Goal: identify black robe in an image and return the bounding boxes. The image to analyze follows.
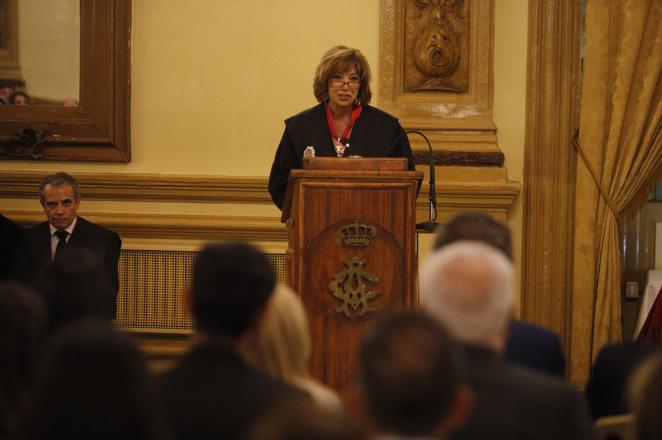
[268,103,415,209]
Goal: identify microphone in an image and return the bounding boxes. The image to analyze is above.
[400,129,439,232]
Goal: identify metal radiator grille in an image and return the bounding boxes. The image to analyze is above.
[115,249,287,333]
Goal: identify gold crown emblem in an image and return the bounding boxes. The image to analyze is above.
[337,222,376,247]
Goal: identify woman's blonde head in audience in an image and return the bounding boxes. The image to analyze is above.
[250,284,310,381]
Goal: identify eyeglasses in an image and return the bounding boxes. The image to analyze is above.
[329,79,361,89]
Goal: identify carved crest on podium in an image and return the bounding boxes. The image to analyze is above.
[329,256,380,318]
[304,219,402,321]
[337,221,377,247]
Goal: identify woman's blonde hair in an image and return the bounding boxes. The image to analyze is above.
[251,284,311,381]
[313,45,372,105]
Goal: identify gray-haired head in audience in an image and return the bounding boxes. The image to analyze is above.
[419,241,515,352]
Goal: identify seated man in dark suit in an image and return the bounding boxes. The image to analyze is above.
[432,211,566,377]
[11,172,121,317]
[158,242,309,440]
[420,242,592,440]
[358,310,471,439]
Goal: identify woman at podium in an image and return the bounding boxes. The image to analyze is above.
[268,45,415,209]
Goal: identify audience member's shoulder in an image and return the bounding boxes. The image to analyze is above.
[596,341,662,359]
[505,320,566,377]
[510,320,560,342]
[160,340,309,400]
[291,376,338,410]
[0,215,26,247]
[509,360,572,388]
[26,220,49,232]
[467,344,568,390]
[0,214,24,233]
[232,348,311,402]
[76,216,119,238]
[474,348,575,396]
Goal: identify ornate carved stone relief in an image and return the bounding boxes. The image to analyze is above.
[380,0,498,162]
[404,0,469,93]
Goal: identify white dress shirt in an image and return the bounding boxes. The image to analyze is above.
[49,216,77,259]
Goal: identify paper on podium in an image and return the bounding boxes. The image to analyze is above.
[634,270,662,339]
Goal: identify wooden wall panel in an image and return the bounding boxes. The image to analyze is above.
[522,0,581,379]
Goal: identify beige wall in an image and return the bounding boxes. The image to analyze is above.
[494,0,528,302]
[1,0,527,287]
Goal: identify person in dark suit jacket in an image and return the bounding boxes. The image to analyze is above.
[11,172,121,317]
[432,211,568,377]
[420,242,592,440]
[0,214,25,279]
[158,243,309,440]
[586,341,662,420]
[506,319,566,378]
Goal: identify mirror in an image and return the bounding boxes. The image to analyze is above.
[0,0,130,162]
[0,0,80,105]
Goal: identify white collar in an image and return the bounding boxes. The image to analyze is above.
[49,216,78,236]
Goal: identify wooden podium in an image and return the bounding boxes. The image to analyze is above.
[281,157,423,390]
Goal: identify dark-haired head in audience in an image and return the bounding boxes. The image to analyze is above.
[0,86,15,105]
[9,91,30,105]
[0,281,47,440]
[359,310,470,439]
[191,242,275,340]
[21,320,167,440]
[37,248,114,334]
[432,211,512,259]
[159,242,309,440]
[248,399,368,440]
[628,354,662,440]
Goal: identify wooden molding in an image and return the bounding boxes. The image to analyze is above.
[522,0,580,372]
[0,171,271,204]
[1,170,519,246]
[4,209,286,242]
[0,170,519,210]
[412,150,504,166]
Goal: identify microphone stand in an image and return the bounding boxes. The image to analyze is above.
[404,130,439,232]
